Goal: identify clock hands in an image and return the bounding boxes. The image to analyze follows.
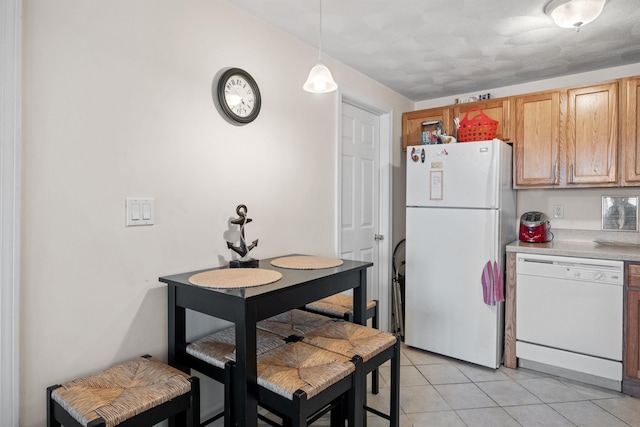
[227,85,253,113]
[217,68,260,123]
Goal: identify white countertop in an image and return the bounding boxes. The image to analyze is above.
[507,239,640,262]
[506,229,640,262]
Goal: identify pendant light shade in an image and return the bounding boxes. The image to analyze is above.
[303,63,338,93]
[545,0,607,31]
[303,0,337,93]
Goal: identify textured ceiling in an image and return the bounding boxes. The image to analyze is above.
[226,0,640,101]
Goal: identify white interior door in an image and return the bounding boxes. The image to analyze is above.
[340,102,381,306]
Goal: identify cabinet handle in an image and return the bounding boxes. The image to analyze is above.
[553,162,557,184]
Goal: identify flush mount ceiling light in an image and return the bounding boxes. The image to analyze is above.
[303,0,337,93]
[545,0,608,31]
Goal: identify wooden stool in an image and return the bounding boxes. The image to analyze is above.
[304,294,380,393]
[47,355,199,427]
[256,308,333,338]
[301,320,400,427]
[256,341,357,427]
[186,327,286,427]
[305,294,378,325]
[187,321,358,427]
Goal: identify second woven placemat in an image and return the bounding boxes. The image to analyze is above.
[270,256,344,270]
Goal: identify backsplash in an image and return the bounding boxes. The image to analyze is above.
[551,228,640,245]
[517,187,640,232]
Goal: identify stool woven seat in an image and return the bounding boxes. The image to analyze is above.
[187,326,285,368]
[303,321,401,427]
[186,329,357,427]
[305,294,376,318]
[257,309,333,338]
[257,341,355,400]
[47,355,198,427]
[304,294,381,394]
[302,320,396,362]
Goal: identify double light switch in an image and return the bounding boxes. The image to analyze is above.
[126,198,154,226]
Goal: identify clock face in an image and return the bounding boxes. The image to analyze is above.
[216,68,261,124]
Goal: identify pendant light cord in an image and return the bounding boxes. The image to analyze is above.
[318,0,323,62]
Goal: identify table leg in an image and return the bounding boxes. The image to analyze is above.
[233,307,258,427]
[352,269,367,326]
[168,284,188,373]
[352,268,368,427]
[168,284,188,427]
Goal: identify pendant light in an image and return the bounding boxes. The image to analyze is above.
[303,0,337,93]
[545,0,607,32]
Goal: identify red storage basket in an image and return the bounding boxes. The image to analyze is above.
[457,108,498,142]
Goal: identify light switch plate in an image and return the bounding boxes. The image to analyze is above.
[126,198,155,226]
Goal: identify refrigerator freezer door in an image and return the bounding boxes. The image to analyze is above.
[404,206,503,368]
[406,140,502,209]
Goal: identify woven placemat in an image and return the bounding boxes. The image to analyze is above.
[188,268,282,289]
[270,256,344,270]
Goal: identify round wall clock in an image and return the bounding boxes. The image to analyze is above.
[216,68,261,124]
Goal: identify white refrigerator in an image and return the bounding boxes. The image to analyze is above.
[405,139,516,369]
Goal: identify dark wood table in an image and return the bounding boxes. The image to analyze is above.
[160,255,373,427]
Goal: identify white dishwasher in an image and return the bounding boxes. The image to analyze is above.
[516,253,623,391]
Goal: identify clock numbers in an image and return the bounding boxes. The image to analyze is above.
[216,68,261,124]
[224,76,255,117]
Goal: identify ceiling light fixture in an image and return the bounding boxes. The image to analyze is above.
[303,0,337,93]
[545,0,607,32]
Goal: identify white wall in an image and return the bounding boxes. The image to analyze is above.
[20,1,412,425]
[414,63,640,233]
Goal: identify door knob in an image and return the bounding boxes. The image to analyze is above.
[374,234,384,241]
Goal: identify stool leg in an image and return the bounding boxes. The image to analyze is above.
[348,360,364,427]
[187,376,200,427]
[225,363,234,427]
[289,395,304,427]
[390,337,400,427]
[47,385,62,427]
[371,304,380,395]
[329,395,346,427]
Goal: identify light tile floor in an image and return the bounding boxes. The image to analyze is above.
[230,342,640,427]
[362,343,640,427]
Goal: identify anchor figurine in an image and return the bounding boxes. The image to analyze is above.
[226,204,259,268]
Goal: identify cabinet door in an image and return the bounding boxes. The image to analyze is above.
[626,264,640,395]
[402,107,451,151]
[454,98,512,142]
[624,77,640,184]
[627,264,640,380]
[514,91,561,187]
[566,82,618,185]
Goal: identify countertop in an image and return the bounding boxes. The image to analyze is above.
[506,229,640,262]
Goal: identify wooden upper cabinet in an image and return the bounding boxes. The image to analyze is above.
[624,77,640,184]
[514,91,561,187]
[566,82,619,185]
[453,98,512,142]
[402,107,452,151]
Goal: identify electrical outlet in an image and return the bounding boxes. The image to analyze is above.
[553,204,564,219]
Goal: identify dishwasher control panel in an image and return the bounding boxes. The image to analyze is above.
[517,253,623,285]
[564,267,622,284]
